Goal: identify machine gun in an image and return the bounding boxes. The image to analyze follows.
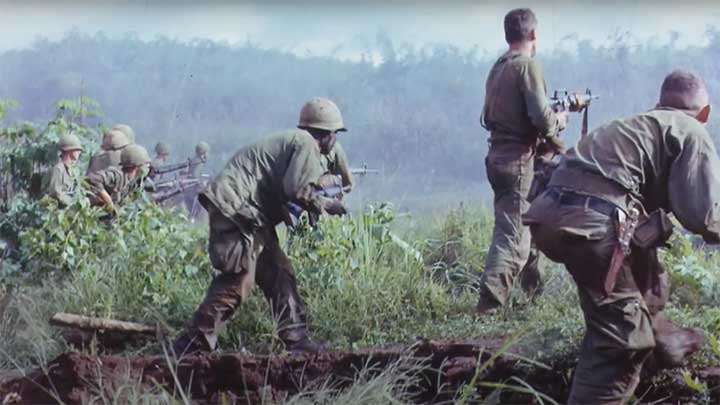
[549,88,599,137]
[152,177,204,204]
[151,156,206,178]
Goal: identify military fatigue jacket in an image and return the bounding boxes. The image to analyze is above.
[200,129,327,229]
[45,160,77,206]
[528,108,720,242]
[86,149,122,175]
[481,50,560,144]
[86,166,141,206]
[323,142,353,189]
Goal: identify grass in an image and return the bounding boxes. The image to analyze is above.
[0,201,719,403]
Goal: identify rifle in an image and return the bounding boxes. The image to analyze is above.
[285,185,350,227]
[549,88,599,137]
[152,178,203,204]
[349,164,379,176]
[151,157,206,177]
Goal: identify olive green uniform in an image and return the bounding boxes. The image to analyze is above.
[178,130,328,350]
[323,142,353,190]
[45,160,77,207]
[524,108,716,404]
[86,166,141,206]
[86,150,122,175]
[479,50,561,306]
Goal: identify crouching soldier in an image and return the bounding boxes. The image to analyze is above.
[45,132,83,207]
[86,144,152,213]
[524,70,716,404]
[173,97,348,355]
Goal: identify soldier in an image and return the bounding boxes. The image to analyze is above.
[45,132,83,207]
[112,123,136,144]
[173,97,348,355]
[86,144,152,212]
[153,142,171,168]
[524,70,714,403]
[187,141,210,178]
[86,129,132,175]
[476,8,568,314]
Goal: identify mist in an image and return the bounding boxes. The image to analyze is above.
[2,1,720,214]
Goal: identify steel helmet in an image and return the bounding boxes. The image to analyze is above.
[107,129,131,150]
[155,142,170,155]
[112,124,136,143]
[196,141,210,156]
[298,97,347,132]
[58,132,83,152]
[120,144,151,167]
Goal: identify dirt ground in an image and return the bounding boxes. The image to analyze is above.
[0,339,718,404]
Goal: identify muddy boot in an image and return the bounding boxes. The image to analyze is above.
[475,293,501,317]
[172,331,214,356]
[281,328,326,354]
[644,315,705,371]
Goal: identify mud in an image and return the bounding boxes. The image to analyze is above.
[0,339,718,404]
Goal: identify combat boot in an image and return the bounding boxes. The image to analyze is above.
[475,293,502,317]
[172,331,214,356]
[280,327,326,354]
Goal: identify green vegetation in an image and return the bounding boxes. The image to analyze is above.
[1,103,720,402]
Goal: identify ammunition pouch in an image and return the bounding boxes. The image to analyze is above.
[632,209,674,249]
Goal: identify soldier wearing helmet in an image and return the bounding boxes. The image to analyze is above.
[173,97,348,355]
[86,144,152,213]
[111,123,136,143]
[185,141,210,178]
[86,129,132,175]
[153,142,171,168]
[44,132,83,207]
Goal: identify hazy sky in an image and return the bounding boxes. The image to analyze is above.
[1,0,718,61]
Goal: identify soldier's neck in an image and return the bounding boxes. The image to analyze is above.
[508,42,533,58]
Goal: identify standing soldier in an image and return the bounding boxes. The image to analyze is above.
[173,97,348,354]
[476,8,568,314]
[187,141,210,178]
[45,132,83,207]
[86,144,152,213]
[153,142,171,168]
[524,70,713,403]
[86,129,132,175]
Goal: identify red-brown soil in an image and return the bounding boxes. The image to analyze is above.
[0,339,717,404]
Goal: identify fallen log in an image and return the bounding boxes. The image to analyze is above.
[49,313,156,335]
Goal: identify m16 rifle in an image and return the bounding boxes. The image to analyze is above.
[349,164,379,176]
[285,185,350,228]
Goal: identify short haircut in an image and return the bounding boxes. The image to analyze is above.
[504,8,537,43]
[659,70,708,111]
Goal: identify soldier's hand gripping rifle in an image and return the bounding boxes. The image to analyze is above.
[284,185,350,228]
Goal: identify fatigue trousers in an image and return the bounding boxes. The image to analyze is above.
[529,194,702,404]
[183,207,308,350]
[479,142,541,306]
